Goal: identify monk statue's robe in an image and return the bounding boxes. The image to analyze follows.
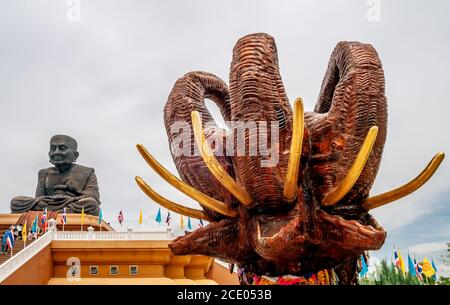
[11,164,101,216]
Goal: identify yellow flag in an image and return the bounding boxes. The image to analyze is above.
[422,257,436,278]
[398,250,406,273]
[139,208,143,225]
[81,207,85,225]
[180,215,184,229]
[22,221,27,242]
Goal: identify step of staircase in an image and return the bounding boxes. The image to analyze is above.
[0,239,35,265]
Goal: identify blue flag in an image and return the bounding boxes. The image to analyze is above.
[31,214,38,233]
[408,254,416,276]
[98,208,103,224]
[155,208,162,223]
[432,259,438,280]
[188,217,192,230]
[359,255,369,277]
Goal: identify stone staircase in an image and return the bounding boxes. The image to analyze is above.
[0,239,35,265]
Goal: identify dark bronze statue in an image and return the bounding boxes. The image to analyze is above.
[135,33,444,284]
[11,135,101,216]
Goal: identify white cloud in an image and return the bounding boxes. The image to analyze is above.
[409,242,448,254]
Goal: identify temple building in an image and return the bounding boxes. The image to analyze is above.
[0,213,238,285]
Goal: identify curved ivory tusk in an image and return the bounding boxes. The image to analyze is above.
[136,144,237,218]
[283,98,305,201]
[135,176,211,221]
[256,221,267,245]
[321,126,379,206]
[362,152,445,210]
[191,111,253,206]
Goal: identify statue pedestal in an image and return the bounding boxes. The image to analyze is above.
[0,212,114,232]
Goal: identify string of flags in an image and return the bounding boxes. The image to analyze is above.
[394,249,438,279]
[358,248,439,282]
[112,207,206,229]
[28,206,206,232]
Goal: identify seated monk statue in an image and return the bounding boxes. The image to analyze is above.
[10,135,101,216]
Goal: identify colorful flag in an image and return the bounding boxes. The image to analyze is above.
[398,250,406,273]
[394,250,400,267]
[31,214,38,233]
[198,219,204,228]
[5,230,14,250]
[61,207,67,225]
[98,208,103,224]
[43,220,48,232]
[180,215,184,229]
[138,208,143,225]
[416,258,423,274]
[81,207,85,225]
[408,254,416,277]
[22,222,27,242]
[118,210,124,225]
[431,259,438,272]
[188,217,192,230]
[41,207,47,225]
[155,208,162,223]
[422,257,436,278]
[414,258,423,281]
[165,210,171,226]
[431,259,438,280]
[394,249,406,273]
[359,255,368,278]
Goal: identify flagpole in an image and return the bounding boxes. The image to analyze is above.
[81,207,84,232]
[23,221,27,248]
[62,208,65,232]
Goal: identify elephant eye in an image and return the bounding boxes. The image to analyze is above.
[275,106,286,129]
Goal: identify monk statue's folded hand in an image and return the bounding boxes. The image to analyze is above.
[51,194,67,200]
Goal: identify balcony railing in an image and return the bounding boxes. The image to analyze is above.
[54,229,174,240]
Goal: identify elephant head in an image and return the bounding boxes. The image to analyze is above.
[135,33,444,283]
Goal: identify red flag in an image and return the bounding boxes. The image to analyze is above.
[118,210,124,225]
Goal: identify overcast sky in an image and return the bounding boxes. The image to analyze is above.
[1,0,449,273]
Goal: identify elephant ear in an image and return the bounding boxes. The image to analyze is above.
[164,71,237,220]
[305,41,387,207]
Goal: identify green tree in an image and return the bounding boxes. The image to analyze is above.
[436,242,450,285]
[360,259,422,285]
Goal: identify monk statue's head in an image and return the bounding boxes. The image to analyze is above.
[48,135,79,166]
